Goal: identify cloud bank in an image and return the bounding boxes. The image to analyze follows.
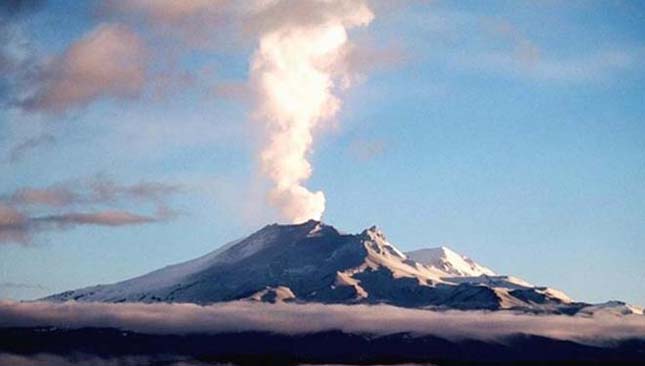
[1,301,644,346]
[0,353,194,366]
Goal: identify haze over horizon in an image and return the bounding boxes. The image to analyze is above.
[1,0,644,308]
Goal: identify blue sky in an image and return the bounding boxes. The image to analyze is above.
[1,1,644,305]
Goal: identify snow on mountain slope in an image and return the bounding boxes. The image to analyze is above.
[576,301,644,317]
[45,237,248,303]
[406,246,495,277]
[444,275,533,289]
[404,247,573,305]
[48,221,456,306]
[353,226,447,283]
[44,220,621,314]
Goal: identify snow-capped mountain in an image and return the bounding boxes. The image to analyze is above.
[406,246,496,277]
[44,220,636,314]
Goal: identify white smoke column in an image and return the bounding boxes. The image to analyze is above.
[250,0,373,223]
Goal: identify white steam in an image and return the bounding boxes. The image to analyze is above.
[250,0,373,223]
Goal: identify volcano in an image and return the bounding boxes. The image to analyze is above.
[45,220,642,315]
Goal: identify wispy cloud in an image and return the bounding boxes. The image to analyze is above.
[34,210,167,227]
[4,177,181,208]
[0,177,181,244]
[6,133,56,163]
[4,185,77,207]
[463,17,639,83]
[412,9,642,84]
[459,46,638,83]
[0,204,172,245]
[0,301,643,345]
[88,178,181,205]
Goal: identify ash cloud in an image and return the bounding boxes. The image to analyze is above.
[0,301,643,346]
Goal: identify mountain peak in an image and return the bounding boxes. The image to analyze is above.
[406,246,496,277]
[265,219,321,230]
[361,224,387,241]
[258,219,333,237]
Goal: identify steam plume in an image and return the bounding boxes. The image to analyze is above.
[250,0,373,223]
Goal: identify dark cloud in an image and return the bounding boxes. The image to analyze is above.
[0,301,643,345]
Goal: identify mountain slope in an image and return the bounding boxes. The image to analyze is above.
[44,220,630,314]
[406,246,495,277]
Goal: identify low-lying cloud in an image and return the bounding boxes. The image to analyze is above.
[0,301,643,346]
[0,353,197,366]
